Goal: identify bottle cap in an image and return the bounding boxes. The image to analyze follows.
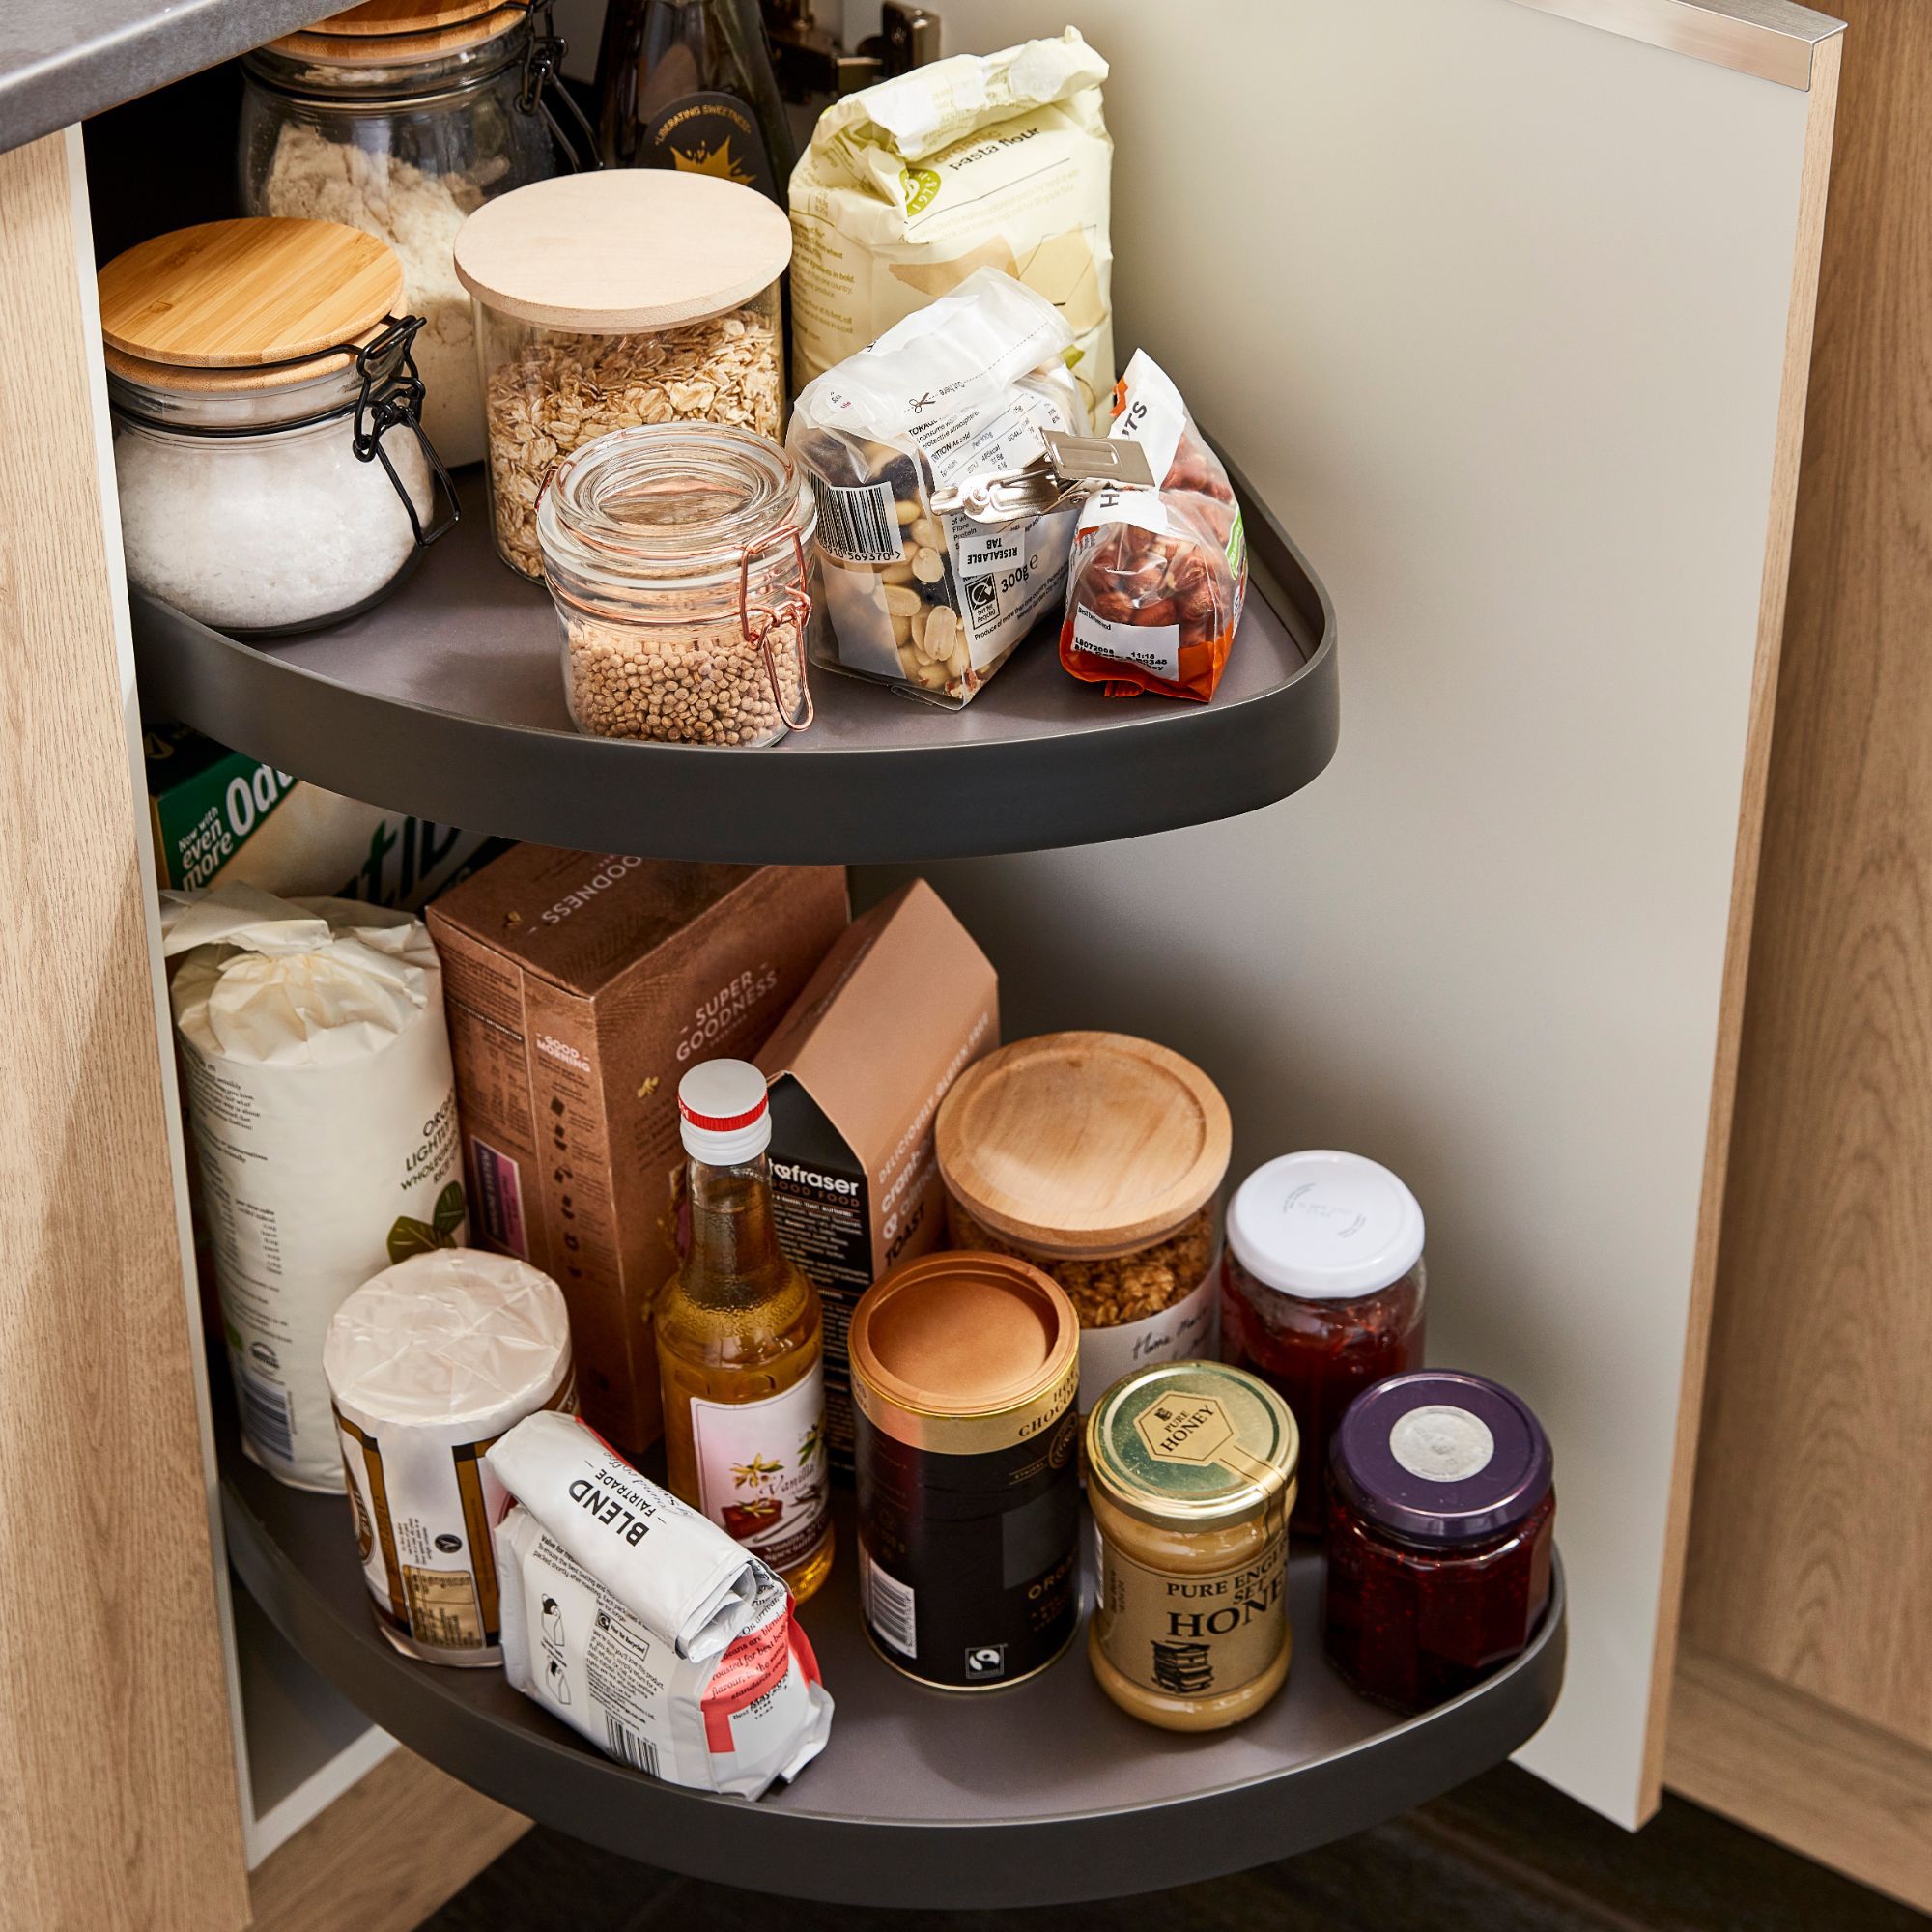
[1226,1151,1424,1300]
[678,1059,771,1165]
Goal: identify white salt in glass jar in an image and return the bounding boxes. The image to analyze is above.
[239,0,589,466]
[537,422,815,748]
[99,216,456,636]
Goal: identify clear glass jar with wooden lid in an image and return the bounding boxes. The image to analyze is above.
[98,217,455,636]
[933,1032,1233,1411]
[240,0,590,467]
[453,169,790,580]
[1086,1360,1298,1731]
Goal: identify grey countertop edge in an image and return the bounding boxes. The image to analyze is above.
[0,0,327,156]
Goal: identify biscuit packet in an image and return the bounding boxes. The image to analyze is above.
[1058,352,1247,703]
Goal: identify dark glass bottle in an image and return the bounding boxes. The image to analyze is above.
[595,0,798,205]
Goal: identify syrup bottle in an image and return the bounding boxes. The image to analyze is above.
[656,1058,833,1603]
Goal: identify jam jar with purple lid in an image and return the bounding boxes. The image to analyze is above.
[1322,1369,1553,1712]
[1221,1151,1427,1533]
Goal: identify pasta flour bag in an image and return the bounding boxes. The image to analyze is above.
[787,28,1114,423]
[488,1411,833,1797]
[164,884,465,1490]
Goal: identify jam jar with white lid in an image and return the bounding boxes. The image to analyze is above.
[1221,1151,1426,1533]
[1322,1370,1554,1712]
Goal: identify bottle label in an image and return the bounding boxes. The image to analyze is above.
[690,1361,831,1574]
[1094,1535,1287,1700]
[643,90,778,200]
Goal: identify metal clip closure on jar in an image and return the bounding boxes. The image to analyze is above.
[1086,1361,1298,1732]
[537,422,815,747]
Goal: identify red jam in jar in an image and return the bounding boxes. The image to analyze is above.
[1221,1151,1427,1532]
[1322,1369,1554,1712]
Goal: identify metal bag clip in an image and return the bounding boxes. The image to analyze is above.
[927,433,1156,526]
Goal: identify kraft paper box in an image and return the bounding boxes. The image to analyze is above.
[427,848,848,1455]
[146,720,494,908]
[756,880,998,1467]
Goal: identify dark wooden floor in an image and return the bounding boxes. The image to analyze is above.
[423,1764,1926,1931]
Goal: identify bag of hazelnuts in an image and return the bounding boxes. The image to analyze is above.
[1059,352,1247,703]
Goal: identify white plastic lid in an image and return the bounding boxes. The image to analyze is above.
[678,1059,771,1165]
[1226,1151,1425,1300]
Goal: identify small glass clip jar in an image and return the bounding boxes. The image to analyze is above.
[1086,1361,1298,1731]
[1222,1151,1427,1533]
[1323,1370,1555,1712]
[933,1033,1232,1412]
[240,1,591,467]
[454,169,789,579]
[99,218,456,637]
[538,423,815,747]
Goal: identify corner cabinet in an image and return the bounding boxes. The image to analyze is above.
[0,0,1876,1927]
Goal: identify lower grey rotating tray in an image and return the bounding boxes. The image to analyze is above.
[222,1426,1564,1908]
[129,451,1338,866]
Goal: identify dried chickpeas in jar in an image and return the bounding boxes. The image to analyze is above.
[537,423,813,749]
[454,170,788,581]
[933,1032,1232,1410]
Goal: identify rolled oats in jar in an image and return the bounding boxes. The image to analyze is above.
[934,1032,1232,1409]
[537,423,814,748]
[453,169,787,580]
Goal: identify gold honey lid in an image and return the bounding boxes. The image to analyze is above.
[267,0,526,63]
[1086,1361,1298,1531]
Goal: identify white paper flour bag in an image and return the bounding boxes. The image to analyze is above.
[788,27,1114,424]
[164,884,465,1490]
[487,1412,834,1798]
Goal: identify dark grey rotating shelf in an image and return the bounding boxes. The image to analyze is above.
[223,1423,1562,1910]
[129,456,1337,865]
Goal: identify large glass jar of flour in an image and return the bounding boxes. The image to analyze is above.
[98,217,455,636]
[239,0,591,466]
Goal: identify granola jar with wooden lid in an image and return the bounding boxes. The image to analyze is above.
[934,1032,1232,1410]
[538,422,814,746]
[453,168,788,579]
[1086,1360,1297,1731]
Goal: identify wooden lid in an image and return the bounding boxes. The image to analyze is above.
[99,220,403,380]
[267,0,525,63]
[453,171,791,331]
[935,1032,1232,1256]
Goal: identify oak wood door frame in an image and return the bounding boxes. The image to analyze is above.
[0,127,249,1932]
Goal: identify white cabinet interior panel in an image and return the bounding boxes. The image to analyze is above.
[867,0,1833,1826]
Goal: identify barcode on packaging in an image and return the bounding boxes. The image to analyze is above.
[604,1714,661,1775]
[863,1551,918,1658]
[239,1370,295,1465]
[815,480,903,565]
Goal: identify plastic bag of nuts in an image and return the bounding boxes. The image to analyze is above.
[1059,351,1247,703]
[788,269,1086,707]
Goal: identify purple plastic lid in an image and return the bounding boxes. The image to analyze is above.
[1330,1370,1552,1548]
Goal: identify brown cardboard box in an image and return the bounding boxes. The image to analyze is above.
[426,849,847,1454]
[756,880,998,1466]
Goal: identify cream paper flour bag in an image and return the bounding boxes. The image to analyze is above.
[164,884,465,1490]
[787,28,1114,423]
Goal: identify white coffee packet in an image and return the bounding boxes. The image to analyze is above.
[484,1409,759,1662]
[495,1506,832,1800]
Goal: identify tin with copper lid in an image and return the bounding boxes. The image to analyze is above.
[849,1252,1081,1690]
